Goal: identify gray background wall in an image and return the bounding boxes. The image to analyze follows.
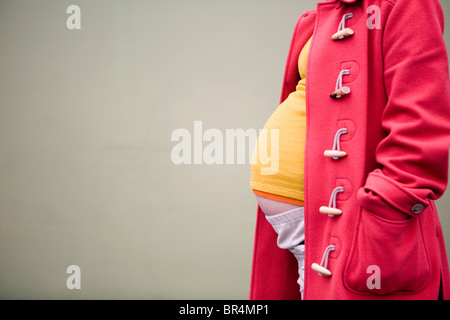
[1,0,449,299]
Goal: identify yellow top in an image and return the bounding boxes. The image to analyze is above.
[250,36,312,205]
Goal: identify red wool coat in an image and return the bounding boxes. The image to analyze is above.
[250,0,450,300]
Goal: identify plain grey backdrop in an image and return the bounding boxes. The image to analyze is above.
[1,0,450,299]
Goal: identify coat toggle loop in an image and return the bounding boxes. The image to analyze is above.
[331,70,351,99]
[311,245,336,277]
[331,12,354,40]
[324,128,348,160]
[319,186,345,216]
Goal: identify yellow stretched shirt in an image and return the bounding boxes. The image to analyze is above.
[250,36,312,206]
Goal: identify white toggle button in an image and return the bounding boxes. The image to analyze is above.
[311,263,332,277]
[319,206,343,216]
[330,86,351,99]
[323,150,347,159]
[331,28,354,40]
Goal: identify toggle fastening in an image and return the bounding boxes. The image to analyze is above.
[311,245,336,277]
[331,13,354,40]
[331,70,351,99]
[324,128,348,160]
[319,186,345,216]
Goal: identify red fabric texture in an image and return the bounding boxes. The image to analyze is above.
[250,0,450,300]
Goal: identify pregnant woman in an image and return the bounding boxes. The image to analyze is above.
[250,0,450,300]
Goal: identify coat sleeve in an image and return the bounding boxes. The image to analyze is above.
[359,0,450,216]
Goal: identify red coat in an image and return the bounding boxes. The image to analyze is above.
[250,0,450,300]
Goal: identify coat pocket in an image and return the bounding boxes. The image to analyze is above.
[344,190,431,295]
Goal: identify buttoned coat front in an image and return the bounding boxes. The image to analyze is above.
[250,0,450,300]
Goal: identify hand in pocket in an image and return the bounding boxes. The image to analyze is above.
[344,189,431,295]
